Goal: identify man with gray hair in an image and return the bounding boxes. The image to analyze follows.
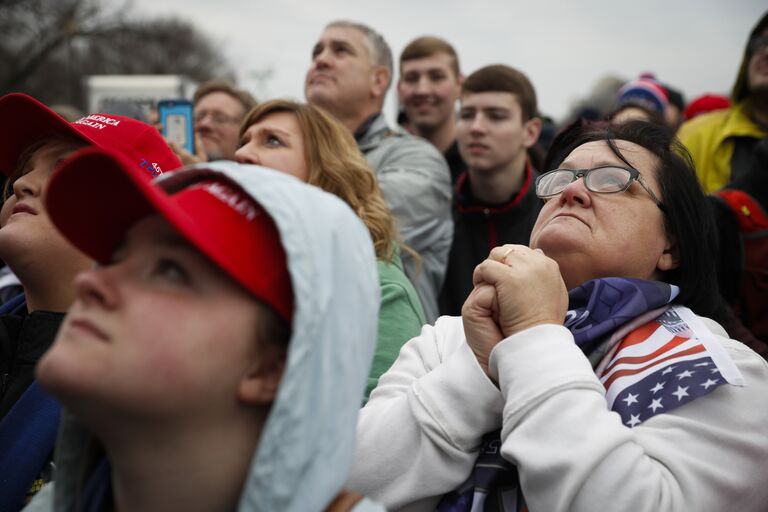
[305,20,452,322]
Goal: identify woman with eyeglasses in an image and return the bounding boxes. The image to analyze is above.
[348,120,768,512]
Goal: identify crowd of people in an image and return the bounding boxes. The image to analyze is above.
[0,10,766,512]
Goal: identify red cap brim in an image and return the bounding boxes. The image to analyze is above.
[46,147,171,263]
[0,93,97,176]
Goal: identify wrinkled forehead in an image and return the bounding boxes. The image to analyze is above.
[318,25,370,58]
[563,139,661,181]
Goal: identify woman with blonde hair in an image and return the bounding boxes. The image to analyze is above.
[235,99,425,400]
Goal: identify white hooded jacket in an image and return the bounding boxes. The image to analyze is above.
[26,162,385,512]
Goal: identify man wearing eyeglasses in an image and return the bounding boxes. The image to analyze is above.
[174,80,257,165]
[438,64,543,316]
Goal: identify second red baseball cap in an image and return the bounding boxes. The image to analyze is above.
[0,93,182,178]
[46,146,293,322]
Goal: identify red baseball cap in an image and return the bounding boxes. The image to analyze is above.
[0,93,182,178]
[46,146,294,322]
[682,94,731,121]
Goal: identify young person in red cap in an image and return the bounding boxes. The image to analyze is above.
[0,92,182,509]
[25,155,381,511]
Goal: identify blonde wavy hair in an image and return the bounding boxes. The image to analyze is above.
[240,99,404,263]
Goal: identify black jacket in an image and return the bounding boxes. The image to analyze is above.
[439,163,543,316]
[444,140,466,186]
[0,310,64,420]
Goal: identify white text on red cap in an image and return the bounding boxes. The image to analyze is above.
[200,182,259,222]
[73,114,121,130]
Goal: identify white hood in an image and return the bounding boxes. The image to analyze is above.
[27,163,381,512]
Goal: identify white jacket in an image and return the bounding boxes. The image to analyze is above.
[349,315,768,512]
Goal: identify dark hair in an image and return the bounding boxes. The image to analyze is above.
[399,36,460,77]
[664,85,685,111]
[462,64,538,121]
[732,11,768,102]
[544,120,725,321]
[3,136,86,201]
[607,104,666,126]
[255,300,292,350]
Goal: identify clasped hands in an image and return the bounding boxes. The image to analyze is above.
[461,245,569,380]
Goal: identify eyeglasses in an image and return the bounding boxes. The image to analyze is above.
[535,165,665,211]
[193,110,241,125]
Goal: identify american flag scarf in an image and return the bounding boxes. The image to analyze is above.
[437,277,743,512]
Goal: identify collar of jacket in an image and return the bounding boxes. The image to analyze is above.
[353,112,381,142]
[711,101,768,149]
[356,113,402,152]
[455,160,537,217]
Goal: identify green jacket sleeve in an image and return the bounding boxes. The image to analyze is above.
[365,257,426,401]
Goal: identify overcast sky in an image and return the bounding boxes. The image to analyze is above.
[130,0,766,122]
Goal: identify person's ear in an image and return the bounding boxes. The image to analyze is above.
[371,66,390,99]
[522,117,542,149]
[237,352,286,406]
[657,237,680,272]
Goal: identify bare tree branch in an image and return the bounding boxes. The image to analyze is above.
[0,0,240,108]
